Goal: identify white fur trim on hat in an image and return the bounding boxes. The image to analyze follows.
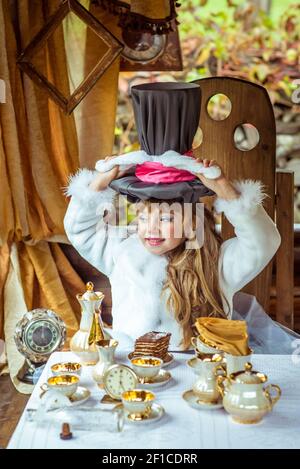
[214,179,269,217]
[62,168,117,208]
[95,150,221,179]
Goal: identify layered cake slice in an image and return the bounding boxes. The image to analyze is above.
[131,331,171,361]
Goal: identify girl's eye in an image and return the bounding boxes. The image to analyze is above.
[160,215,173,222]
[139,214,148,222]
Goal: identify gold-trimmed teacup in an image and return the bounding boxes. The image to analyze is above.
[41,374,79,397]
[51,362,82,377]
[191,335,222,355]
[224,350,253,375]
[121,389,155,420]
[130,356,163,382]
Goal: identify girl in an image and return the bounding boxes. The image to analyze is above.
[63,81,297,353]
[63,158,288,352]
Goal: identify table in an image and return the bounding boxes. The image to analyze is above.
[7,350,300,449]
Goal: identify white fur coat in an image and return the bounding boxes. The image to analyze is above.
[63,169,281,350]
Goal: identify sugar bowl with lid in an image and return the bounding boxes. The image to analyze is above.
[217,362,281,424]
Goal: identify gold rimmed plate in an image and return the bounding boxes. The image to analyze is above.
[128,352,174,368]
[182,390,223,410]
[138,369,172,388]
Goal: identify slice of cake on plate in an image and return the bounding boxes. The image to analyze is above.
[130,331,171,361]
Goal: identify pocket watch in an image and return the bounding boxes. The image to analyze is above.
[103,364,138,400]
[14,308,66,384]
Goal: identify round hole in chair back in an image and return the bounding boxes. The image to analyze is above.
[234,123,260,151]
[207,93,232,121]
[192,126,203,149]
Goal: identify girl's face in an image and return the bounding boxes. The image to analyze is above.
[137,203,185,255]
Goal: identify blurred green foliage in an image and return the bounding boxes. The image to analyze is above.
[178,0,300,102]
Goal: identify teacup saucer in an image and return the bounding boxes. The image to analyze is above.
[68,386,91,405]
[128,352,174,368]
[182,390,223,410]
[115,403,165,424]
[138,369,172,387]
[39,386,91,408]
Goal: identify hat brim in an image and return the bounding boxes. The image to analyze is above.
[109,175,215,203]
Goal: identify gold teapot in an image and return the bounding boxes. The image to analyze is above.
[217,362,281,424]
[70,282,107,365]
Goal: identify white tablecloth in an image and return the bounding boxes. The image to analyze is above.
[7,351,300,449]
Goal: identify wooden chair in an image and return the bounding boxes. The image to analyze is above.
[193,76,294,329]
[60,76,294,330]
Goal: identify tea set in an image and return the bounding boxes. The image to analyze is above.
[39,282,172,424]
[40,341,169,424]
[184,335,281,424]
[38,282,281,426]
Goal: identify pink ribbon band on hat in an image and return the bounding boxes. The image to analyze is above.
[135,162,196,184]
[95,150,221,181]
[135,150,196,184]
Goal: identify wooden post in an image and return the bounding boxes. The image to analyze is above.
[276,170,294,329]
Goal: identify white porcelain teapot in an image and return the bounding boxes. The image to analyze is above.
[217,362,281,424]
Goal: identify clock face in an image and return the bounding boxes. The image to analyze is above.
[121,31,166,63]
[24,320,60,354]
[104,365,138,400]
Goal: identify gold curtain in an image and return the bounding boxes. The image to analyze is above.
[0,0,172,392]
[0,0,87,392]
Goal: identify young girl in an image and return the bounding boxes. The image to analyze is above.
[64,81,292,353]
[64,157,289,352]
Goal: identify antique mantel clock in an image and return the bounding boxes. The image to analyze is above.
[14,308,66,384]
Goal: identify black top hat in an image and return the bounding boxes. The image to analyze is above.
[109,82,215,203]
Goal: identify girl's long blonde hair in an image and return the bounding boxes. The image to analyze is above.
[140,198,228,349]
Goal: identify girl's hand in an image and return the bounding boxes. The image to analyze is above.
[195,158,240,200]
[89,155,128,192]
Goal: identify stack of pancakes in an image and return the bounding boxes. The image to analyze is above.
[131,331,171,361]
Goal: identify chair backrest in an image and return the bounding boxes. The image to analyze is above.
[193,76,294,329]
[193,76,276,313]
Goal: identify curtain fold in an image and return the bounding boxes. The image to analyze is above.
[0,0,86,391]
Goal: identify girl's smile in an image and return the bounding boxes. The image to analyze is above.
[145,237,166,247]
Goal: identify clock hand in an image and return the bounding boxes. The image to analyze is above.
[120,383,126,391]
[119,371,126,392]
